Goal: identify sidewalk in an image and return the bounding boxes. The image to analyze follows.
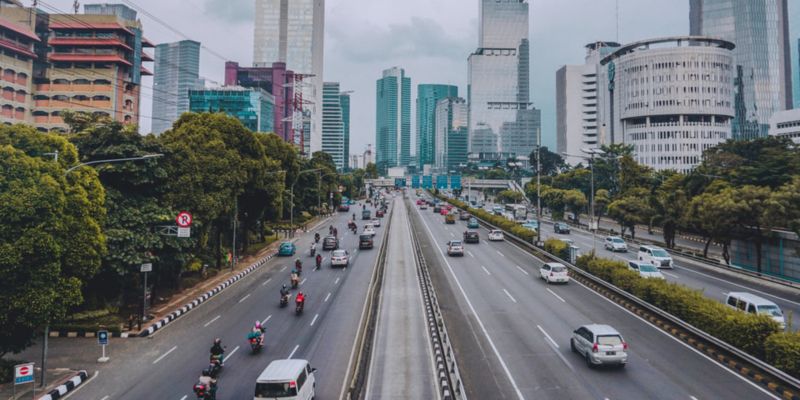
[0,367,81,400]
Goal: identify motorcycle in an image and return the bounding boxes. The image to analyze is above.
[207,356,223,378]
[291,275,299,289]
[295,260,303,274]
[314,233,320,243]
[249,334,264,353]
[280,293,290,307]
[295,301,304,315]
[193,382,216,400]
[310,245,316,257]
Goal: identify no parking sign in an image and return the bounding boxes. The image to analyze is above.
[14,363,34,385]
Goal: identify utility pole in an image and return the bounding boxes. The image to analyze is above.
[536,139,542,246]
[231,200,237,271]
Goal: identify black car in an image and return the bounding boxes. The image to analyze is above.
[337,204,350,212]
[323,236,339,250]
[433,206,441,213]
[359,234,374,249]
[554,222,571,234]
[463,230,480,244]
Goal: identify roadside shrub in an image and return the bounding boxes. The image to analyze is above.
[509,225,534,242]
[544,238,570,260]
[765,332,800,378]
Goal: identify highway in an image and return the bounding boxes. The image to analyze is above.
[409,192,777,400]
[70,205,391,400]
[364,197,438,399]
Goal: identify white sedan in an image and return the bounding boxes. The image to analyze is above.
[540,262,569,284]
[488,230,505,241]
[363,224,376,237]
[330,249,349,267]
[371,218,381,227]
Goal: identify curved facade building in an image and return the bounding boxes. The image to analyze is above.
[601,37,735,172]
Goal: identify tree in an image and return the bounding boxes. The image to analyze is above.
[592,143,634,196]
[496,189,525,204]
[593,189,611,227]
[732,185,785,273]
[684,182,739,261]
[0,142,105,356]
[541,186,567,220]
[552,168,591,199]
[364,162,379,179]
[607,188,652,239]
[256,132,300,220]
[699,136,800,189]
[652,174,688,248]
[563,189,588,224]
[528,146,566,176]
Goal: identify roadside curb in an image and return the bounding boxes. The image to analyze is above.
[139,252,277,337]
[38,370,88,400]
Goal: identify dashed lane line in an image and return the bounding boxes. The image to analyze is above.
[546,288,566,303]
[537,325,559,349]
[310,313,319,326]
[503,288,518,303]
[481,266,492,276]
[262,278,272,286]
[238,294,251,303]
[152,345,177,364]
[261,315,272,325]
[288,344,299,359]
[515,265,529,276]
[324,292,331,302]
[203,315,221,327]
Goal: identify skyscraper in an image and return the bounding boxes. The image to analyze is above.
[435,97,469,172]
[225,61,297,139]
[253,0,324,154]
[340,91,351,171]
[375,67,411,173]
[152,40,201,134]
[690,0,792,139]
[321,82,345,170]
[468,0,540,159]
[189,87,275,133]
[417,84,458,169]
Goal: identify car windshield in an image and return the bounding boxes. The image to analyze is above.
[281,243,291,248]
[639,265,659,273]
[596,335,623,346]
[651,249,669,257]
[254,382,297,397]
[492,230,501,234]
[612,238,625,243]
[757,305,783,317]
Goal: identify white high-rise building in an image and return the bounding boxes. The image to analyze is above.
[556,42,620,165]
[253,0,324,155]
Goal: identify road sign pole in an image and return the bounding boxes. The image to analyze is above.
[40,325,47,388]
[142,270,148,324]
[98,330,109,362]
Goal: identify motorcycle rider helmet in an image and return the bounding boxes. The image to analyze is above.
[255,321,262,330]
[282,284,287,290]
[213,338,221,345]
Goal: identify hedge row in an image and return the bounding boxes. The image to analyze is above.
[575,254,800,378]
[544,238,570,260]
[438,195,536,242]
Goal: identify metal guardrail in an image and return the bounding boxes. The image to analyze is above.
[408,198,467,400]
[344,204,394,400]
[436,194,800,400]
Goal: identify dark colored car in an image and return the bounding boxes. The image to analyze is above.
[322,236,339,250]
[433,206,442,213]
[359,234,374,249]
[362,209,371,220]
[338,204,350,212]
[376,210,385,218]
[554,222,571,234]
[463,230,480,243]
[459,212,471,221]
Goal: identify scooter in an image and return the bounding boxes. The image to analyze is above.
[207,356,223,378]
[249,335,264,353]
[295,301,304,315]
[291,275,299,289]
[193,382,216,400]
[280,293,290,307]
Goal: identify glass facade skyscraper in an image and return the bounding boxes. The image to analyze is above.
[468,0,540,157]
[189,87,274,133]
[152,40,201,134]
[690,0,792,139]
[340,92,351,171]
[375,67,411,173]
[322,82,345,170]
[417,84,458,169]
[253,0,324,154]
[435,97,469,172]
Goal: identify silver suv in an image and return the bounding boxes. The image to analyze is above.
[570,324,628,368]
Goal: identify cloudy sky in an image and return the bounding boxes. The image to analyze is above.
[41,0,798,151]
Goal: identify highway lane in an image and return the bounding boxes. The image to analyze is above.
[365,197,438,399]
[409,194,776,400]
[536,220,800,331]
[71,205,391,400]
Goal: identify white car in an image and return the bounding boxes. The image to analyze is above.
[330,249,349,267]
[363,224,376,237]
[488,230,505,241]
[628,261,665,279]
[447,240,464,256]
[638,245,674,269]
[604,236,628,252]
[371,218,381,227]
[540,262,569,284]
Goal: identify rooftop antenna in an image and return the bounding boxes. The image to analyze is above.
[615,0,620,42]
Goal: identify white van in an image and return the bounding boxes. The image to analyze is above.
[725,292,786,329]
[638,245,673,269]
[254,359,316,400]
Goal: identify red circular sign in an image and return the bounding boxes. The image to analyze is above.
[176,212,193,227]
[18,366,30,376]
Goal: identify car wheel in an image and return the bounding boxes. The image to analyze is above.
[570,338,576,353]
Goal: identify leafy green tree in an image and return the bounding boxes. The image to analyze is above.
[733,185,786,273]
[0,143,105,356]
[484,168,509,179]
[365,162,379,179]
[496,189,525,204]
[591,143,634,196]
[552,168,591,198]
[652,174,688,248]
[563,189,588,224]
[528,146,566,176]
[607,188,652,239]
[699,136,800,189]
[593,189,611,227]
[256,132,300,220]
[684,182,739,261]
[541,186,567,220]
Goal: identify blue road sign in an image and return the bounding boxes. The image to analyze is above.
[422,175,433,189]
[394,178,406,187]
[411,175,420,188]
[436,175,447,189]
[450,175,462,189]
[98,330,109,345]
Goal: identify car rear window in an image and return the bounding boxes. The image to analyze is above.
[255,382,297,397]
[639,265,659,272]
[551,266,567,273]
[651,249,669,257]
[360,235,371,240]
[451,241,462,246]
[596,335,622,346]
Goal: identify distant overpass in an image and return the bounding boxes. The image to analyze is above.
[366,177,526,194]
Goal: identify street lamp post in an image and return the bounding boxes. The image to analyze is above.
[536,136,542,246]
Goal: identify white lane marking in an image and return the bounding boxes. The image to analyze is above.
[503,288,518,303]
[674,265,800,307]
[496,250,506,258]
[324,292,331,302]
[662,271,678,278]
[300,278,307,285]
[262,315,272,325]
[203,315,221,327]
[310,313,319,326]
[225,345,240,364]
[238,294,251,303]
[690,397,699,400]
[515,265,529,276]
[180,396,187,400]
[152,345,177,364]
[100,396,109,400]
[537,325,559,349]
[280,266,287,272]
[334,277,340,285]
[467,251,475,258]
[288,344,299,359]
[481,266,492,276]
[262,278,272,286]
[546,288,567,303]
[450,231,455,237]
[416,209,526,400]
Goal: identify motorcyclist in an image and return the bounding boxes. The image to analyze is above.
[296,292,306,312]
[290,270,299,288]
[209,338,225,366]
[329,225,333,235]
[310,242,316,257]
[314,232,320,243]
[333,227,338,237]
[249,321,265,345]
[295,258,303,274]
[196,368,217,399]
[315,253,322,269]
[352,212,356,220]
[280,284,290,298]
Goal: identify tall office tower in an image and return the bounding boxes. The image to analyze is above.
[340,91,350,170]
[417,84,458,169]
[468,0,540,158]
[375,67,411,173]
[151,40,200,134]
[225,61,298,138]
[189,86,274,133]
[0,0,38,126]
[557,41,620,165]
[321,82,345,170]
[434,97,469,172]
[690,0,792,139]
[253,0,324,155]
